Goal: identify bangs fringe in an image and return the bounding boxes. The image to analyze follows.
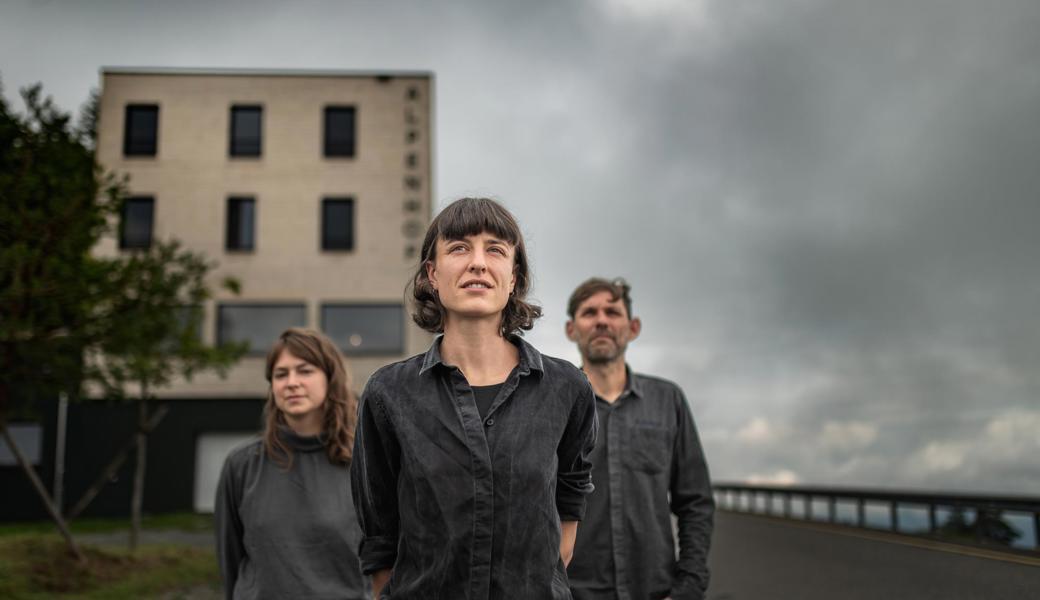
[431,197,521,248]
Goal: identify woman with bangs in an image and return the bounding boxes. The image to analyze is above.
[352,197,599,599]
[215,328,368,599]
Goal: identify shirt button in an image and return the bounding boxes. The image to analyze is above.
[485,418,495,427]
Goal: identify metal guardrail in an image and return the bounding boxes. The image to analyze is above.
[713,482,1040,551]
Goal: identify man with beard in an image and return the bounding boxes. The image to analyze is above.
[564,278,714,600]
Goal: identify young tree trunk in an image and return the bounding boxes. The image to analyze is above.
[129,392,148,552]
[66,404,169,521]
[0,422,86,563]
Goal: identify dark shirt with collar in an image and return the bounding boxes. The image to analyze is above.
[567,368,714,600]
[351,336,599,600]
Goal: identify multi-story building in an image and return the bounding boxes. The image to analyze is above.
[87,67,433,513]
[96,67,434,387]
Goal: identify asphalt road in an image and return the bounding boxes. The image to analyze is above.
[707,511,1040,600]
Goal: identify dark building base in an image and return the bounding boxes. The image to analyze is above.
[1,397,263,522]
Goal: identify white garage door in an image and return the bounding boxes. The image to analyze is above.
[194,432,256,513]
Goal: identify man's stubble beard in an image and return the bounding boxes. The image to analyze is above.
[582,339,628,366]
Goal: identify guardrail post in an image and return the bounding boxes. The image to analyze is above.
[928,504,937,533]
[783,493,791,518]
[890,501,899,532]
[806,495,813,520]
[828,496,836,523]
[857,498,865,527]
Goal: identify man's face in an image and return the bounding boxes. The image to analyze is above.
[566,290,641,365]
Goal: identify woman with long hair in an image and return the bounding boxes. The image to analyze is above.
[216,328,367,599]
[352,197,598,599]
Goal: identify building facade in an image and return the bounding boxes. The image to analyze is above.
[95,67,434,393]
[9,68,435,517]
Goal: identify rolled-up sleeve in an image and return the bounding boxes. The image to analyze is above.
[351,379,402,574]
[555,376,598,521]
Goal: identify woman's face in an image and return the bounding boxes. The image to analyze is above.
[271,350,328,424]
[426,231,517,324]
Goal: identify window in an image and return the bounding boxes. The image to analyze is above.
[162,305,205,351]
[174,305,205,340]
[123,104,158,156]
[322,304,404,355]
[324,106,356,157]
[229,105,262,156]
[0,423,42,466]
[119,196,154,249]
[226,197,255,251]
[217,304,306,354]
[322,198,354,251]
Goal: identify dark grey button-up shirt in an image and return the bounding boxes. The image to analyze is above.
[567,369,714,600]
[351,336,598,599]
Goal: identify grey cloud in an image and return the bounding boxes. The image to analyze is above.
[4,0,1040,493]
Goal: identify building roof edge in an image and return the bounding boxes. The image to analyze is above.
[100,66,434,79]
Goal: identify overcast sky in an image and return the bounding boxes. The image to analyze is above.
[3,0,1038,494]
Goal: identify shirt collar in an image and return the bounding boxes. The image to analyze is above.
[276,425,326,453]
[622,364,644,399]
[420,334,544,376]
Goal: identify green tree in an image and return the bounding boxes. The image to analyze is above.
[85,241,244,550]
[1,80,244,556]
[0,82,120,561]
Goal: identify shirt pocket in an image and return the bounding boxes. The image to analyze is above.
[624,424,672,474]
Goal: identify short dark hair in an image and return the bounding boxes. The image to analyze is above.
[567,277,633,319]
[411,197,542,336]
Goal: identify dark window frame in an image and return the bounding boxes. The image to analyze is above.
[323,105,357,158]
[119,196,155,250]
[225,196,256,252]
[216,303,307,355]
[321,197,355,252]
[229,104,263,157]
[320,303,405,356]
[123,104,159,157]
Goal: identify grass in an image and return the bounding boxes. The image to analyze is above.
[0,512,214,536]
[0,515,220,599]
